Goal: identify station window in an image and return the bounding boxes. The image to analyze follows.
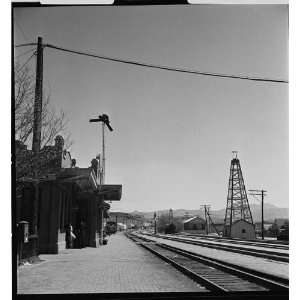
[242,229,246,233]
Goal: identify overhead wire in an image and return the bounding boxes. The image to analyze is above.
[15,43,37,48]
[14,42,288,84]
[249,193,265,203]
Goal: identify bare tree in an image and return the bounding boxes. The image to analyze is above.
[14,62,72,149]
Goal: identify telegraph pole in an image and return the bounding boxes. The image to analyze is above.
[32,37,44,253]
[207,209,220,236]
[154,212,157,234]
[249,189,267,240]
[32,36,43,153]
[201,205,211,235]
[204,206,208,234]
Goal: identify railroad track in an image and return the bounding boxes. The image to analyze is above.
[141,232,289,263]
[126,232,288,295]
[177,233,289,250]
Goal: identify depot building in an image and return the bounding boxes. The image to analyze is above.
[16,136,122,260]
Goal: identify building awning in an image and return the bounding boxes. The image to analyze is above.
[57,168,98,191]
[98,184,122,201]
[17,168,98,192]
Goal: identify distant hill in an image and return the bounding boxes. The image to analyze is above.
[130,203,288,223]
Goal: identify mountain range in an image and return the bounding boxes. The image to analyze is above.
[130,203,288,223]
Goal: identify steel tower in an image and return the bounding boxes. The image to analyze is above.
[224,152,253,237]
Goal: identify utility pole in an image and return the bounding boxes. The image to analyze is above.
[32,36,44,153]
[204,206,208,234]
[207,206,211,234]
[201,205,211,235]
[32,36,44,254]
[207,209,221,236]
[249,189,267,240]
[154,212,157,234]
[262,191,265,240]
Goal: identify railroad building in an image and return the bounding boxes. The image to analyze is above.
[254,222,273,235]
[274,218,289,229]
[16,136,121,261]
[225,219,256,240]
[183,216,206,233]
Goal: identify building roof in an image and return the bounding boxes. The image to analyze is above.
[16,167,97,190]
[183,216,205,224]
[15,136,70,179]
[57,168,98,191]
[232,219,254,226]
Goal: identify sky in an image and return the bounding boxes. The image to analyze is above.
[13,4,288,212]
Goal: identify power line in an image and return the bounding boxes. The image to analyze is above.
[14,42,288,83]
[46,44,288,83]
[249,189,267,240]
[249,194,262,203]
[15,43,37,48]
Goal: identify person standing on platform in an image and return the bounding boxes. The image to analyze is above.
[65,224,76,249]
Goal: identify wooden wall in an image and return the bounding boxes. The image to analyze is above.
[17,180,103,255]
[38,181,73,254]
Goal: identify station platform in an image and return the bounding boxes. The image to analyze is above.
[17,232,204,294]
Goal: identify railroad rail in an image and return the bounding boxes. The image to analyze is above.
[140,232,288,263]
[126,232,288,296]
[177,232,289,250]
